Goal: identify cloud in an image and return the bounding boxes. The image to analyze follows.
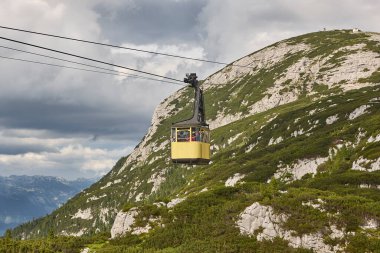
[111,42,205,81]
[2,0,205,180]
[95,0,207,45]
[0,125,135,179]
[197,0,380,63]
[0,0,379,179]
[0,143,132,179]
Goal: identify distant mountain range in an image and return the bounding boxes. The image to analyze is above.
[0,175,95,235]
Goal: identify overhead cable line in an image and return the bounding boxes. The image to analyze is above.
[0,36,183,83]
[0,25,254,68]
[0,55,183,86]
[0,55,131,77]
[1,39,369,80]
[0,45,184,85]
[0,50,371,89]
[13,53,369,86]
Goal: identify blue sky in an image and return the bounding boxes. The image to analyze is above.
[0,0,379,179]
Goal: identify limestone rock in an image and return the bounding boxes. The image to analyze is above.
[225,173,245,187]
[111,208,139,238]
[274,157,328,182]
[72,208,93,220]
[167,197,186,208]
[111,197,186,238]
[237,202,345,253]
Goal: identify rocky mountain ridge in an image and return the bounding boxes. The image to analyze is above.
[12,30,380,252]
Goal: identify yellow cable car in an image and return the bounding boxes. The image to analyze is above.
[171,73,210,164]
[171,125,210,164]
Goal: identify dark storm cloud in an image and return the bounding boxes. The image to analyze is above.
[95,0,207,45]
[0,98,150,141]
[0,144,57,155]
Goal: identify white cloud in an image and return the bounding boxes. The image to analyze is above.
[4,216,16,224]
[81,159,116,173]
[198,0,380,63]
[0,143,132,179]
[0,129,73,147]
[0,0,188,179]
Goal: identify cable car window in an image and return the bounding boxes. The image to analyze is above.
[177,128,190,142]
[191,127,201,142]
[196,128,201,141]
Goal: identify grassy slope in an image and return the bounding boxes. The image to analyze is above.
[91,85,380,253]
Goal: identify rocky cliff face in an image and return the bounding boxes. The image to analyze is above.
[237,202,344,253]
[13,30,380,252]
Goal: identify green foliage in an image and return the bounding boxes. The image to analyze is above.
[346,233,380,253]
[0,236,89,253]
[358,67,380,83]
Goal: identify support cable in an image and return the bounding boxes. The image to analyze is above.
[0,25,254,68]
[0,36,183,83]
[0,55,184,86]
[0,45,184,85]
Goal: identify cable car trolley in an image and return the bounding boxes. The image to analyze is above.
[171,73,210,164]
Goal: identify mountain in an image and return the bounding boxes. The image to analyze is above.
[12,30,380,252]
[0,175,95,235]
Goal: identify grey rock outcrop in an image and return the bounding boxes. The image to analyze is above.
[237,202,345,253]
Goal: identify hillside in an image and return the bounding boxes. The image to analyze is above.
[12,30,380,252]
[0,175,94,235]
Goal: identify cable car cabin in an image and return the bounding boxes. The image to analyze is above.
[171,125,210,164]
[171,73,210,165]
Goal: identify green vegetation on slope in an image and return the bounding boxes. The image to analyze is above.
[59,85,379,253]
